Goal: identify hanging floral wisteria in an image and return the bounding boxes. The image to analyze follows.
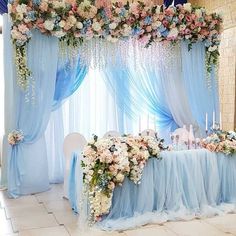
[8,0,223,91]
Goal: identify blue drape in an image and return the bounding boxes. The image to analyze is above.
[181,42,219,132]
[8,30,59,198]
[0,0,7,15]
[53,57,88,110]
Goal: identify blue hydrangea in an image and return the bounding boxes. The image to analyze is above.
[27,11,37,21]
[144,16,152,25]
[132,27,142,36]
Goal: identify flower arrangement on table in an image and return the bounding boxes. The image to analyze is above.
[81,134,167,223]
[201,130,236,155]
[8,0,222,91]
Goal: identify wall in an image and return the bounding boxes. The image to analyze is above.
[190,0,236,130]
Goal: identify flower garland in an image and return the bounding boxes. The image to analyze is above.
[8,129,24,145]
[8,0,223,91]
[81,134,167,223]
[201,130,236,155]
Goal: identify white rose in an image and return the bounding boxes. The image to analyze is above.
[76,22,83,29]
[183,3,192,12]
[208,45,217,52]
[16,4,27,14]
[109,22,117,30]
[168,27,179,38]
[195,9,202,18]
[59,20,66,28]
[155,5,161,14]
[92,22,101,32]
[44,20,55,31]
[116,173,125,182]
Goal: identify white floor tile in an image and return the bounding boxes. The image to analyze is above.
[65,224,126,236]
[0,193,38,208]
[53,211,78,225]
[125,225,176,236]
[5,204,48,218]
[204,214,236,235]
[35,191,64,203]
[43,200,71,213]
[18,226,70,236]
[165,220,231,236]
[11,214,58,231]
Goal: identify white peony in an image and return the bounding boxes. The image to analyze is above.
[16,4,27,14]
[109,22,117,30]
[44,20,55,31]
[168,27,179,38]
[183,3,192,12]
[76,22,83,29]
[92,22,101,32]
[195,9,202,18]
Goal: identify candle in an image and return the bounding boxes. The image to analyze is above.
[213,110,215,129]
[205,113,208,131]
[220,112,222,130]
[139,116,141,133]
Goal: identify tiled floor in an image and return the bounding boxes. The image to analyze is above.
[0,184,235,236]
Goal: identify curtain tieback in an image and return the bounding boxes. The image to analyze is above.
[8,129,24,146]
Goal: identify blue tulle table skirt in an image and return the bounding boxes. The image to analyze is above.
[76,149,236,231]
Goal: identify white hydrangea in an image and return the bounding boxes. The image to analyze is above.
[183,3,192,12]
[16,4,27,14]
[76,22,83,29]
[92,22,101,32]
[109,22,117,30]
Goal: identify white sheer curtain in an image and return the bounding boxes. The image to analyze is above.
[62,68,153,140]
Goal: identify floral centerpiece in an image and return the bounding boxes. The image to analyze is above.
[81,134,167,223]
[201,130,236,155]
[8,0,222,92]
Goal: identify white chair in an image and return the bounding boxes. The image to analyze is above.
[63,133,87,199]
[103,131,120,138]
[141,129,156,137]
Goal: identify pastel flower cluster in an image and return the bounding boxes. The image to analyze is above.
[8,0,222,91]
[81,134,166,223]
[8,130,24,145]
[201,130,236,155]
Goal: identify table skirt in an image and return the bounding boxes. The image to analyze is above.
[75,149,236,231]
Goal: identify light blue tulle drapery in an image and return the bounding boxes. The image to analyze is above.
[102,42,218,141]
[53,57,88,110]
[2,16,88,195]
[74,149,236,231]
[7,30,59,197]
[181,42,220,132]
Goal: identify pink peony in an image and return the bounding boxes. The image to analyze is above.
[18,24,29,34]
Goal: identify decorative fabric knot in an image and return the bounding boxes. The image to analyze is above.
[8,130,24,146]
